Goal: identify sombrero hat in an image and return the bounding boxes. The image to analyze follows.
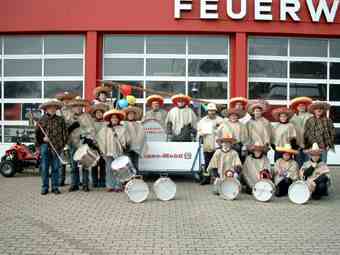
[304,143,323,156]
[103,109,126,122]
[276,144,298,155]
[89,103,109,115]
[171,94,191,106]
[272,107,294,121]
[216,133,236,144]
[225,108,245,118]
[248,100,268,114]
[123,106,142,120]
[146,95,164,107]
[93,85,112,97]
[68,96,89,107]
[39,99,63,110]
[229,97,248,109]
[55,91,78,101]
[308,101,331,113]
[289,97,313,112]
[247,142,266,152]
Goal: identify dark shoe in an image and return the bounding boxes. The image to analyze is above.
[106,188,115,192]
[59,182,65,187]
[244,186,252,195]
[69,186,79,192]
[41,190,48,195]
[92,183,98,188]
[200,176,210,185]
[83,185,90,192]
[113,188,123,193]
[52,189,61,195]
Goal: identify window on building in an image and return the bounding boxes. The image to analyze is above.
[103,35,229,112]
[0,35,85,144]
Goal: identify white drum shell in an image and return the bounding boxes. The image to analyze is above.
[125,179,149,203]
[153,177,177,201]
[220,178,241,201]
[288,181,311,205]
[111,156,136,182]
[253,179,275,202]
[73,144,100,168]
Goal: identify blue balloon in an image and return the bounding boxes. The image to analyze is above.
[118,99,128,109]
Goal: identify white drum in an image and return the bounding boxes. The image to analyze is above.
[73,144,100,168]
[153,177,176,201]
[253,179,275,202]
[220,178,241,200]
[111,156,136,183]
[288,180,312,205]
[125,177,149,203]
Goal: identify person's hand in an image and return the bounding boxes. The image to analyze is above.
[43,136,49,143]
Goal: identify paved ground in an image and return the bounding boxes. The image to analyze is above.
[0,169,340,255]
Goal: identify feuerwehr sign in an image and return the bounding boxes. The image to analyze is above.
[175,0,340,23]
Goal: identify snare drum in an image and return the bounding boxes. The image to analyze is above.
[288,180,312,205]
[219,177,241,200]
[252,179,275,202]
[125,177,149,203]
[153,177,176,201]
[73,144,100,168]
[111,156,137,183]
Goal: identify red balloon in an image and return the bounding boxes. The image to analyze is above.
[120,84,132,97]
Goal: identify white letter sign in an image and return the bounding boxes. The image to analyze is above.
[174,0,193,19]
[201,0,219,19]
[306,0,339,23]
[280,0,301,21]
[226,0,247,20]
[255,0,273,21]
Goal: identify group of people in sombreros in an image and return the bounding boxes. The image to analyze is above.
[35,85,335,201]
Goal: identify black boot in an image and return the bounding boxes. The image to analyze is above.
[69,185,79,192]
[83,185,90,192]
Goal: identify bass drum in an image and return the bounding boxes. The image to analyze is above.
[125,177,149,203]
[153,177,177,201]
[288,180,312,205]
[73,144,100,168]
[220,178,241,201]
[252,179,275,202]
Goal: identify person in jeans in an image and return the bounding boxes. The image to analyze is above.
[35,99,68,195]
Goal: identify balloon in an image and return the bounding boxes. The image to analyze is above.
[120,84,132,97]
[126,95,136,106]
[117,99,128,109]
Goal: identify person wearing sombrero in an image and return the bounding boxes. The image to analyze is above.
[144,95,167,128]
[96,109,129,192]
[207,133,242,181]
[122,106,145,171]
[89,103,108,188]
[246,99,272,151]
[242,142,271,194]
[300,143,331,200]
[229,97,251,124]
[197,103,223,185]
[304,101,335,163]
[273,144,299,197]
[35,99,68,195]
[271,107,297,161]
[289,97,313,167]
[67,97,96,192]
[216,108,248,163]
[55,91,78,186]
[92,85,113,110]
[165,94,198,142]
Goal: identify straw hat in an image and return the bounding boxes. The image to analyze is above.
[123,106,143,120]
[146,95,164,107]
[229,97,248,109]
[304,143,323,156]
[289,97,313,112]
[207,103,217,111]
[272,107,294,121]
[216,133,236,144]
[93,85,111,97]
[308,101,331,113]
[225,108,245,118]
[171,94,191,106]
[103,109,126,122]
[248,100,268,114]
[89,103,109,115]
[39,99,63,110]
[247,142,266,152]
[276,144,298,155]
[55,91,78,101]
[68,96,89,107]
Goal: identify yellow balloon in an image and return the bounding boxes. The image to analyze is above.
[126,95,136,105]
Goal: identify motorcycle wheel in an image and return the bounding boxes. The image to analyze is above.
[0,161,16,177]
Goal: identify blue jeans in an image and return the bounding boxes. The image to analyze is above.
[296,149,309,168]
[321,150,328,163]
[40,144,61,192]
[68,144,80,187]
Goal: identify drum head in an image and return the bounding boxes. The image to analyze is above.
[253,180,275,202]
[73,145,88,161]
[125,179,149,203]
[220,179,240,200]
[111,156,130,170]
[153,177,176,201]
[288,181,311,205]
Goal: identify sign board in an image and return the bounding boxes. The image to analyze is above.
[139,142,204,172]
[143,119,167,142]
